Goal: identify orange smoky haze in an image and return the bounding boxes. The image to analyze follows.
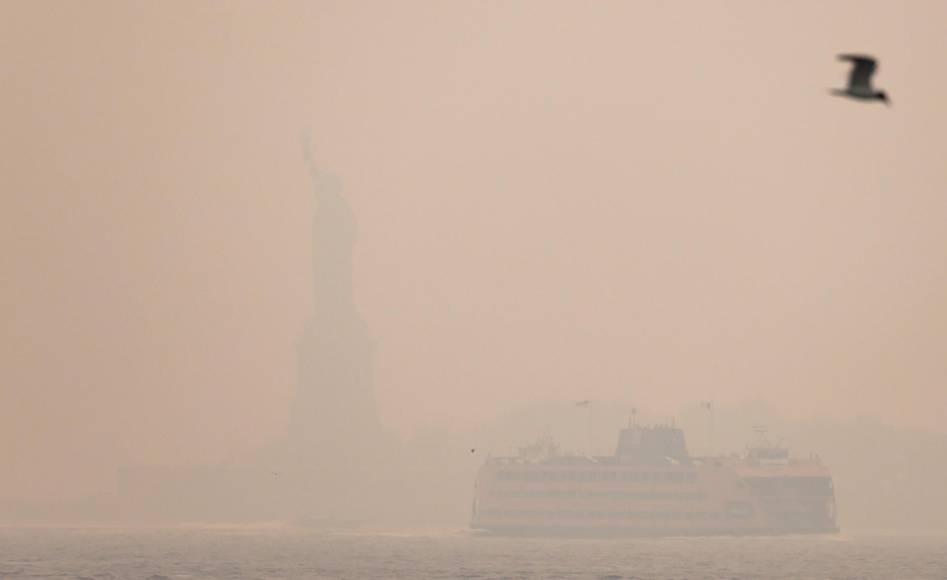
[2,1,946,501]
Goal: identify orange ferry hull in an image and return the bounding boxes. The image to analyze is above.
[471,426,838,537]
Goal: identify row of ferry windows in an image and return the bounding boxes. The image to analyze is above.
[478,509,750,521]
[496,470,698,484]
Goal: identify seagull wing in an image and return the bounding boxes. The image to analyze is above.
[838,54,877,91]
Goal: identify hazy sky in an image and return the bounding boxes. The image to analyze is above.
[3,1,946,499]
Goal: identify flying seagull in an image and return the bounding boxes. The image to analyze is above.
[832,54,890,105]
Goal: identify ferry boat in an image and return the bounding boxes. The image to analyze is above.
[471,424,838,536]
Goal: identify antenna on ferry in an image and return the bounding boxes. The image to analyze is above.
[700,400,715,457]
